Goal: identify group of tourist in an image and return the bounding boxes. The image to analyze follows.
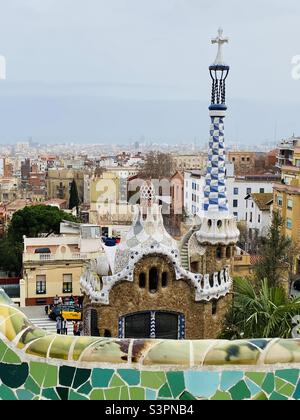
[56,317,83,336]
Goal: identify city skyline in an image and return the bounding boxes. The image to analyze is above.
[0,1,299,144]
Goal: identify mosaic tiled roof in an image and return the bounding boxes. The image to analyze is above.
[114,203,179,273]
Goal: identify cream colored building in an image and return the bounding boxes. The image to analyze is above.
[88,169,137,231]
[172,153,206,171]
[22,222,105,306]
[0,177,20,203]
[47,169,84,204]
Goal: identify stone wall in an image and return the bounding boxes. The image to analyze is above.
[83,254,230,339]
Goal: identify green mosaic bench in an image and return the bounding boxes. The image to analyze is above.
[0,289,300,400]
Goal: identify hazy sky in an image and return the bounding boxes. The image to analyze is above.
[0,0,300,144]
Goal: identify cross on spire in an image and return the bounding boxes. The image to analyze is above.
[211,28,229,66]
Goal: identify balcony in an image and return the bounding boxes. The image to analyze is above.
[23,252,89,262]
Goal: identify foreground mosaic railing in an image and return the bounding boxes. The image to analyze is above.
[1,289,300,400]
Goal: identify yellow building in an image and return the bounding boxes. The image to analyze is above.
[47,169,84,204]
[273,143,300,275]
[22,222,105,306]
[89,170,134,232]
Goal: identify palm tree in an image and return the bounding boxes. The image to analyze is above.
[221,278,300,339]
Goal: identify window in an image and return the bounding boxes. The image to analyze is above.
[250,212,253,223]
[216,247,222,259]
[212,300,218,315]
[234,188,239,195]
[36,275,46,295]
[226,247,231,259]
[287,218,293,230]
[258,214,261,223]
[287,199,293,210]
[242,157,245,162]
[63,274,73,293]
[91,309,100,337]
[139,273,146,289]
[296,159,300,168]
[234,212,238,218]
[162,272,168,288]
[260,188,265,193]
[246,212,248,221]
[246,188,252,195]
[277,196,283,206]
[232,157,236,162]
[247,157,250,162]
[233,199,238,208]
[149,268,158,293]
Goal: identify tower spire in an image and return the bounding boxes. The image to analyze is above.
[204,29,230,215]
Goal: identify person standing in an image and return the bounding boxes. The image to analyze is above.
[62,317,68,335]
[56,316,62,335]
[73,321,79,336]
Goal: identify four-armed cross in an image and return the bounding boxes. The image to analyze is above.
[211,28,229,66]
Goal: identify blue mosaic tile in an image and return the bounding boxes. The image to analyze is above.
[220,371,244,391]
[184,371,219,398]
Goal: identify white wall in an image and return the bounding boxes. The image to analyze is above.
[245,197,271,236]
[227,179,274,222]
[184,169,274,221]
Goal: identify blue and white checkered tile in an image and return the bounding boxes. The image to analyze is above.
[204,116,229,213]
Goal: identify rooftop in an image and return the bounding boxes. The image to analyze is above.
[250,193,273,211]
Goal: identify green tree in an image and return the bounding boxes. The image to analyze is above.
[0,238,22,275]
[8,205,77,243]
[221,277,300,339]
[69,179,80,211]
[0,206,78,275]
[254,211,296,288]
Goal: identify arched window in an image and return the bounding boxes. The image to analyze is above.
[209,274,214,288]
[162,272,168,288]
[212,300,218,315]
[218,272,222,285]
[216,247,222,259]
[139,272,146,289]
[226,247,231,259]
[149,267,159,293]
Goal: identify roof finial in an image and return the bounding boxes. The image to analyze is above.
[211,27,229,66]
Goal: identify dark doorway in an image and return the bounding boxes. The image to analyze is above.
[155,312,179,339]
[90,309,100,337]
[124,312,151,339]
[122,311,184,339]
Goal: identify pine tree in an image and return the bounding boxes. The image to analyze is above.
[69,179,80,211]
[254,211,296,288]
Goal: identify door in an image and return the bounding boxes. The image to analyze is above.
[120,311,185,339]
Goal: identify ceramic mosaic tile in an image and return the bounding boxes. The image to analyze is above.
[1,290,300,400]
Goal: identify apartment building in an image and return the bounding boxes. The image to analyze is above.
[22,222,105,306]
[273,138,300,276]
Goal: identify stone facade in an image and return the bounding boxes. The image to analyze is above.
[83,254,232,339]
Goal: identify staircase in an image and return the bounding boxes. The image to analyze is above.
[180,225,199,271]
[180,242,189,270]
[29,317,58,334]
[28,317,73,334]
[20,306,73,334]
